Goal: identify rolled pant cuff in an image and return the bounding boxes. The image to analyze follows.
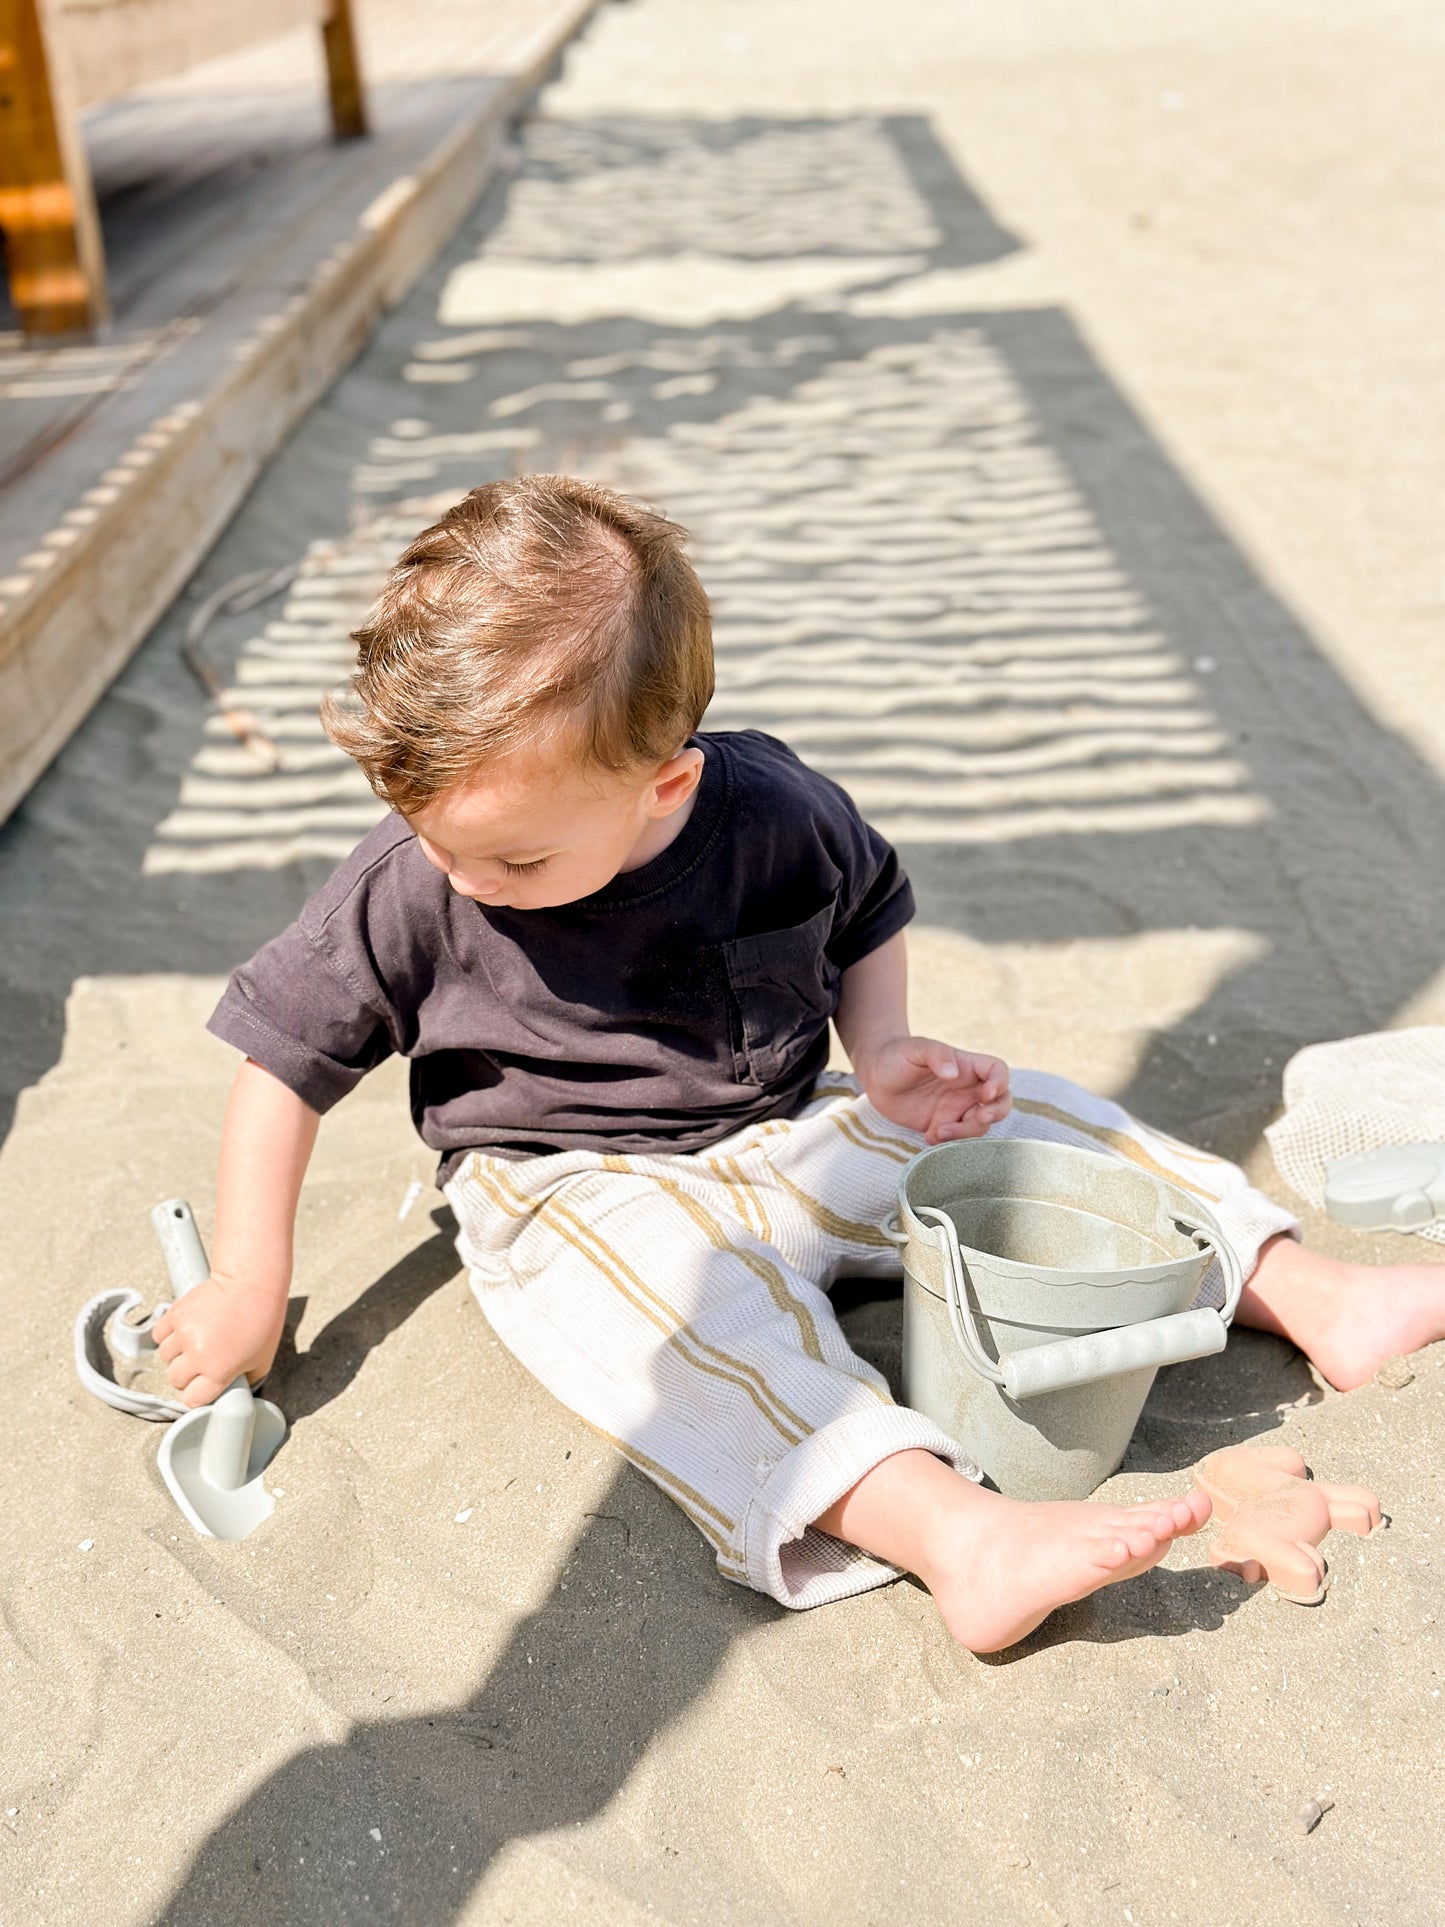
[1197,1191,1302,1310]
[741,1405,980,1611]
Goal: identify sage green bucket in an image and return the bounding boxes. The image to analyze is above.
[894,1138,1242,1500]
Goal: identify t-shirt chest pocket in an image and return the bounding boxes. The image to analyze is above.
[719,902,840,1086]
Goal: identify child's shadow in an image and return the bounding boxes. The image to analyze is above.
[270,1208,463,1424]
[149,1466,762,1926]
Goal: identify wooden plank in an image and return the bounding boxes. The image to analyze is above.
[0,0,601,822]
[322,0,367,140]
[0,0,107,333]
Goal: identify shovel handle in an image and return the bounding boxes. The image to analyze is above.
[150,1198,210,1299]
[198,1378,259,1491]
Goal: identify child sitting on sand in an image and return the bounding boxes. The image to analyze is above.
[154,477,1445,1652]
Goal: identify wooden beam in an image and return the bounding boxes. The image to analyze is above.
[0,0,107,334]
[322,0,367,141]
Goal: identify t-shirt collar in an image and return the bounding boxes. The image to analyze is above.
[577,735,727,909]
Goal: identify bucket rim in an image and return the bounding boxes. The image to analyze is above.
[896,1137,1224,1293]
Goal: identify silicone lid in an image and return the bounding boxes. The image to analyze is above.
[1323,1142,1445,1231]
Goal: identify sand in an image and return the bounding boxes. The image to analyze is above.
[2,1,1443,1921]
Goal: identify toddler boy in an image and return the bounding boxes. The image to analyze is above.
[155,477,1445,1652]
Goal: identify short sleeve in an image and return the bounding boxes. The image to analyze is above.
[208,916,396,1113]
[818,789,915,971]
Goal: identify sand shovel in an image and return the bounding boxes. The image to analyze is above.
[74,1199,285,1539]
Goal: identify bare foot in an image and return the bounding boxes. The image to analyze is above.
[917,1484,1211,1653]
[1240,1236,1445,1392]
[812,1449,1210,1654]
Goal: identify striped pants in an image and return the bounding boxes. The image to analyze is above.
[445,1072,1299,1610]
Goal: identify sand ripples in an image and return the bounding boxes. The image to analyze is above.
[144,112,1264,873]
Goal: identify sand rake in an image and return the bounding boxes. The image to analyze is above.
[74,1200,285,1539]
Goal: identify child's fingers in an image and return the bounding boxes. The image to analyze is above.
[902,1039,960,1081]
[926,1112,997,1144]
[898,1041,1011,1102]
[181,1373,227,1410]
[163,1350,196,1391]
[965,1054,1010,1099]
[925,1097,1010,1144]
[945,1094,1010,1130]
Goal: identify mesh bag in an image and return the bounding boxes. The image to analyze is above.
[1266,1027,1445,1244]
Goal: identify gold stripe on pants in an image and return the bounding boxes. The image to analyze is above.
[445,1069,1298,1610]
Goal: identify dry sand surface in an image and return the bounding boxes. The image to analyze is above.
[2,1,1444,1922]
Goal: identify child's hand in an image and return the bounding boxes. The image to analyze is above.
[152,1274,286,1409]
[855,1037,1011,1144]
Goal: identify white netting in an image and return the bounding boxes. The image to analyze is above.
[1266,1027,1445,1244]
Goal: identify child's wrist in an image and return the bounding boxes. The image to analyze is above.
[207,1256,291,1305]
[847,1033,907,1087]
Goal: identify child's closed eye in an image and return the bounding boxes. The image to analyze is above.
[502,857,549,876]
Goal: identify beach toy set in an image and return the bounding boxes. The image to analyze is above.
[69,1143,1402,1571]
[74,1199,285,1540]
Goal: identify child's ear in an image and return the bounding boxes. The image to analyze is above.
[651,746,704,815]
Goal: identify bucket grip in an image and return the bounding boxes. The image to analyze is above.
[916,1205,1243,1402]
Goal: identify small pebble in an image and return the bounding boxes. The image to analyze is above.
[454,1508,473,1524]
[6,1808,17,1818]
[1150,1684,1170,1697]
[78,1540,94,1553]
[369,1827,382,1843]
[1294,1796,1334,1836]
[1376,1356,1415,1391]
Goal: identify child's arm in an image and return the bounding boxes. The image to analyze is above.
[152,1059,320,1408]
[833,930,1010,1143]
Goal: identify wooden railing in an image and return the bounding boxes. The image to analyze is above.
[0,0,367,336]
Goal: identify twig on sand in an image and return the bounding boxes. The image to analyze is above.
[181,564,298,767]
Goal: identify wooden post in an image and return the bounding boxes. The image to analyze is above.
[0,0,107,334]
[321,0,367,141]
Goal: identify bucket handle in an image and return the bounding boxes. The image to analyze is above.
[910,1205,1244,1402]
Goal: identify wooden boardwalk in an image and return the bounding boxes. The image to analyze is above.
[0,0,600,822]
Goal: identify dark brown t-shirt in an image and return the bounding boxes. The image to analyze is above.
[208,730,914,1178]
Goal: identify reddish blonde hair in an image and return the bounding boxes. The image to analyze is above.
[322,476,714,811]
